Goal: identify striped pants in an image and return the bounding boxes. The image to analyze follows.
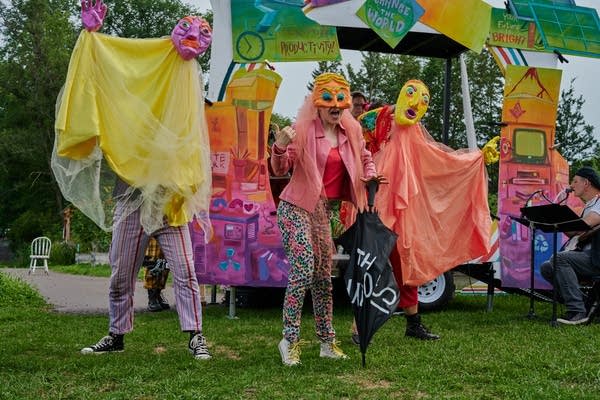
[108,201,203,334]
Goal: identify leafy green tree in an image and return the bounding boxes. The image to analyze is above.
[270,113,293,130]
[465,51,504,145]
[379,54,424,103]
[344,53,421,106]
[0,0,78,239]
[555,78,599,162]
[346,52,393,102]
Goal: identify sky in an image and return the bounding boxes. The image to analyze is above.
[188,0,600,137]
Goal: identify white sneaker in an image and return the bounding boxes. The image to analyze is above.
[278,338,301,366]
[320,340,348,359]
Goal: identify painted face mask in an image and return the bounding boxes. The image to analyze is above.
[171,16,212,60]
[312,72,351,109]
[394,80,430,126]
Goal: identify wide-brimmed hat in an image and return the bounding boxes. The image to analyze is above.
[575,166,600,190]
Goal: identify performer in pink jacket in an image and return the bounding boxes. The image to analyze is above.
[271,72,383,366]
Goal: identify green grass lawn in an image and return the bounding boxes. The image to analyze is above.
[1,271,599,400]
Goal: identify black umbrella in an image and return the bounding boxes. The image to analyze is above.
[335,180,400,367]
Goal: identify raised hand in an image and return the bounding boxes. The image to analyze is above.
[81,0,107,32]
[274,126,296,148]
[361,174,388,185]
[482,135,500,165]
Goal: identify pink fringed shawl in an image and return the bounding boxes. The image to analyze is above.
[375,123,491,286]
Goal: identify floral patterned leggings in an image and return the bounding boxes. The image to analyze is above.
[278,198,336,344]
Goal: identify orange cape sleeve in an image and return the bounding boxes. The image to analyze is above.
[375,123,491,286]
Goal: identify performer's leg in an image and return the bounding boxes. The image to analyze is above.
[109,206,150,335]
[144,265,164,312]
[81,204,149,354]
[311,199,347,360]
[311,199,335,343]
[277,200,314,344]
[552,250,594,314]
[389,246,439,340]
[155,225,202,332]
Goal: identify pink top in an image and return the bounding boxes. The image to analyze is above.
[323,147,350,200]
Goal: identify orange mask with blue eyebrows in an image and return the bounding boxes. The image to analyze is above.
[312,72,351,109]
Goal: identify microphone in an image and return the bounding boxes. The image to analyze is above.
[554,187,573,204]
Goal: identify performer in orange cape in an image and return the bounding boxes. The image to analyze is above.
[358,79,492,339]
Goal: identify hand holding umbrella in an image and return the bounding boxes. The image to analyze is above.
[335,182,399,367]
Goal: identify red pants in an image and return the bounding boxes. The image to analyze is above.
[389,246,418,309]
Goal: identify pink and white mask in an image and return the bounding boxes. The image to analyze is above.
[171,16,212,60]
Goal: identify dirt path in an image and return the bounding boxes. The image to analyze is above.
[1,268,173,314]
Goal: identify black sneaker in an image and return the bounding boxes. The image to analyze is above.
[158,293,170,310]
[189,333,211,360]
[147,289,163,312]
[81,334,124,354]
[557,312,589,325]
[148,298,163,312]
[405,322,440,340]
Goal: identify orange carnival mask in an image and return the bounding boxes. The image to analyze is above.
[312,73,351,109]
[395,79,430,126]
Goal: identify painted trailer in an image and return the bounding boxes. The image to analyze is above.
[198,0,597,312]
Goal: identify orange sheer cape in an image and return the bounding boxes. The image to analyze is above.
[374,123,491,286]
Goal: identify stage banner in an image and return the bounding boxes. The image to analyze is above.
[231,0,340,62]
[416,0,491,53]
[356,0,424,48]
[488,8,544,52]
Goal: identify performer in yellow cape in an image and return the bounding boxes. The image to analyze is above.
[52,2,213,234]
[55,0,214,360]
[359,80,492,288]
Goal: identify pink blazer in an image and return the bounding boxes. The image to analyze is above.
[271,117,376,213]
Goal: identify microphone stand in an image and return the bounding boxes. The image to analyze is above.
[521,189,547,319]
[555,188,573,205]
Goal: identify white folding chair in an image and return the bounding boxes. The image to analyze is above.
[29,236,51,274]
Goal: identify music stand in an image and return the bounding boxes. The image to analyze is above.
[510,215,540,318]
[520,204,590,326]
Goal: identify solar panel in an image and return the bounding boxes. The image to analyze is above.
[532,3,600,57]
[508,0,575,21]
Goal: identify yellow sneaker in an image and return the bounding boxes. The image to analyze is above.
[278,338,302,366]
[320,340,348,359]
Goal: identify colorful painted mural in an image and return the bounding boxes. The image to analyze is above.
[191,64,290,287]
[497,65,569,289]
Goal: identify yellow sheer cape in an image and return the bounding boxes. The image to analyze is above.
[52,31,211,233]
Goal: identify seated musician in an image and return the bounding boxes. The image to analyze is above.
[540,167,600,325]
